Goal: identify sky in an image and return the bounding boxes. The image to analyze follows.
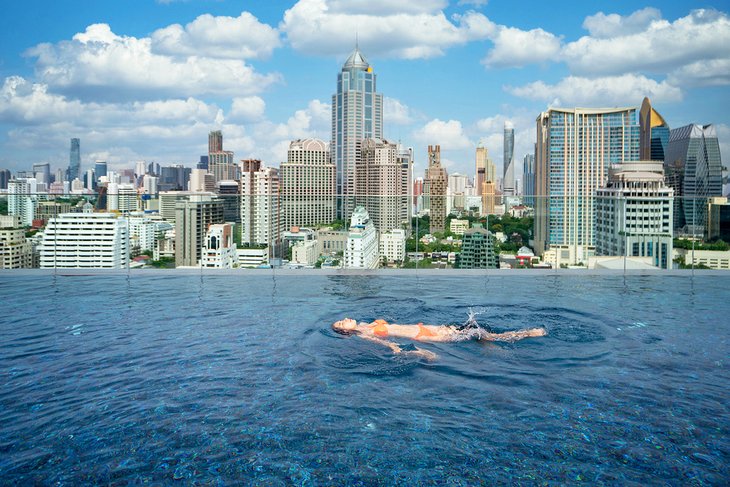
[0,0,728,182]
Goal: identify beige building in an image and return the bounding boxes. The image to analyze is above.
[450,219,469,236]
[379,229,406,264]
[281,138,335,229]
[425,145,447,234]
[356,139,411,235]
[174,195,225,267]
[291,240,318,266]
[240,160,283,256]
[35,201,72,224]
[316,228,347,256]
[0,215,32,269]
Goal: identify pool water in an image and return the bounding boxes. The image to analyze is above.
[1,272,728,484]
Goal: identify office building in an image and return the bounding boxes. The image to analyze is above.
[94,161,107,181]
[33,163,51,186]
[281,138,335,229]
[344,206,378,269]
[639,97,670,162]
[189,169,216,192]
[456,224,498,269]
[523,153,535,206]
[40,212,129,269]
[35,201,72,224]
[425,145,448,233]
[595,162,674,269]
[0,215,32,269]
[67,138,80,182]
[240,160,282,256]
[209,151,237,183]
[503,122,515,195]
[0,169,11,189]
[174,194,225,267]
[159,165,190,191]
[707,197,730,242]
[332,46,383,220]
[664,124,723,235]
[202,223,237,268]
[534,107,640,263]
[217,180,241,224]
[143,175,158,196]
[8,178,37,226]
[397,146,414,232]
[355,138,411,235]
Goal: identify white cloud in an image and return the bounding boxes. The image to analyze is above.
[384,97,413,125]
[582,7,662,38]
[507,74,683,107]
[151,12,280,60]
[564,9,730,76]
[412,119,472,150]
[458,0,488,6]
[281,0,493,59]
[228,96,267,123]
[26,23,281,100]
[667,59,730,87]
[482,26,561,67]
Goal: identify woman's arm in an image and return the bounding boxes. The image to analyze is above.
[359,334,438,361]
[486,328,546,342]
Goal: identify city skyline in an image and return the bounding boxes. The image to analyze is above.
[0,1,728,181]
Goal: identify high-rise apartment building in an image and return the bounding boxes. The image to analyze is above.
[397,147,414,231]
[40,212,129,269]
[332,46,383,220]
[457,224,498,269]
[281,138,335,229]
[240,160,283,256]
[503,122,515,195]
[0,215,32,269]
[595,162,674,269]
[67,138,80,182]
[639,97,670,162]
[425,145,447,234]
[355,139,411,235]
[8,178,37,226]
[664,124,723,235]
[534,107,640,263]
[174,195,225,267]
[209,130,223,153]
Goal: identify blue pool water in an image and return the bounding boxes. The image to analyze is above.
[1,272,728,485]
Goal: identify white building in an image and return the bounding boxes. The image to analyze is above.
[128,212,172,253]
[379,229,406,264]
[40,212,129,268]
[291,240,318,266]
[240,160,283,256]
[202,223,238,268]
[189,169,216,192]
[237,248,269,268]
[595,162,674,269]
[8,178,37,226]
[143,175,158,196]
[345,206,379,269]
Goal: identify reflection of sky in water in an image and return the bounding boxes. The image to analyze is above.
[0,274,728,484]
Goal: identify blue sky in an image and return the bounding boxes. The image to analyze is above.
[0,0,728,181]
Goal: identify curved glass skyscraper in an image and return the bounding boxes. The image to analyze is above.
[332,47,383,220]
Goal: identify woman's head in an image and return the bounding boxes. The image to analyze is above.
[332,318,358,335]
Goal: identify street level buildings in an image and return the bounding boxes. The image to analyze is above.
[595,162,674,269]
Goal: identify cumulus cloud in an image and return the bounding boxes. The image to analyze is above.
[582,7,662,38]
[384,97,414,125]
[564,9,730,76]
[151,12,280,60]
[281,0,493,59]
[25,23,281,101]
[667,59,730,87]
[228,96,267,123]
[412,119,472,150]
[482,26,561,68]
[507,74,683,107]
[458,0,488,6]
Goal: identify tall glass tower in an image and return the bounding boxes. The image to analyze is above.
[68,138,81,182]
[332,46,383,220]
[534,107,640,263]
[503,122,515,195]
[639,97,670,162]
[664,124,723,235]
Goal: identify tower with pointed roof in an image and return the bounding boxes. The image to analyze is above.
[332,46,383,220]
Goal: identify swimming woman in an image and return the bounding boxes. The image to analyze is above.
[332,318,546,361]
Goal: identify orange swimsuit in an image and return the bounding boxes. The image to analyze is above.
[415,323,437,340]
[371,319,389,337]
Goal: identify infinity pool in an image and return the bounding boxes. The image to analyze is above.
[1,272,728,484]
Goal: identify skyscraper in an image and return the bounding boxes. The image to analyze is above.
[32,163,51,186]
[332,46,383,220]
[503,122,515,195]
[523,153,535,206]
[94,161,107,181]
[664,124,723,235]
[240,160,283,257]
[209,130,223,153]
[68,138,80,182]
[0,169,11,190]
[175,195,225,267]
[425,145,447,234]
[639,97,670,162]
[534,107,640,262]
[281,138,335,229]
